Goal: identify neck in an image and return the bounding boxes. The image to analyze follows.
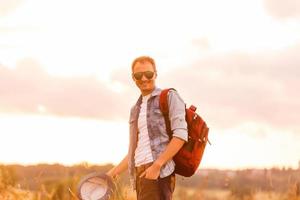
[141,88,155,96]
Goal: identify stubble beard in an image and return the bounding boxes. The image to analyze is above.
[138,81,155,96]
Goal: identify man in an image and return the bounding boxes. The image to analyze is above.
[107,56,188,200]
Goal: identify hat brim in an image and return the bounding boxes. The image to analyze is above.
[77,172,114,200]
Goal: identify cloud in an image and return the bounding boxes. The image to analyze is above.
[192,37,210,51]
[0,58,136,120]
[160,44,300,131]
[1,43,300,132]
[263,0,300,19]
[0,44,16,48]
[0,0,24,17]
[0,27,39,33]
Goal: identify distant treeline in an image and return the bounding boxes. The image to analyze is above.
[1,163,300,193]
[178,167,300,193]
[1,163,115,190]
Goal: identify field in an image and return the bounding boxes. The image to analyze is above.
[1,164,300,200]
[1,187,300,200]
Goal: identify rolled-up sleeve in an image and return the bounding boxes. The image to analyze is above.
[168,90,188,142]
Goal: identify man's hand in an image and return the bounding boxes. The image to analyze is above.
[106,154,128,179]
[139,162,161,180]
[139,137,185,180]
[106,168,117,178]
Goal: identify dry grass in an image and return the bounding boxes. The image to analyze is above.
[1,187,300,200]
[0,186,34,200]
[1,165,300,200]
[172,186,300,200]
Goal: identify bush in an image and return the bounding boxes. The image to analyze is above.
[0,165,16,190]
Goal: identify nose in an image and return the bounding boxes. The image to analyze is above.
[141,74,148,81]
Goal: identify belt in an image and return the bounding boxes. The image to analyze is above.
[135,162,153,176]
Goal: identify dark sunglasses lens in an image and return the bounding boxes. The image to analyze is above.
[144,71,154,79]
[133,72,143,80]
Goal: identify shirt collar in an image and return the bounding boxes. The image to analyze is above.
[150,87,161,97]
[135,87,161,107]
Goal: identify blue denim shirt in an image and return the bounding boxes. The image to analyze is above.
[128,87,188,189]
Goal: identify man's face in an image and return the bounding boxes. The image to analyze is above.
[132,61,157,96]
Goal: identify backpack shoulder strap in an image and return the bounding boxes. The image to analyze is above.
[159,88,176,139]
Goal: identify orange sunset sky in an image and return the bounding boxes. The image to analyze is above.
[0,0,300,169]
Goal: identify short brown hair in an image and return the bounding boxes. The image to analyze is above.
[131,56,156,72]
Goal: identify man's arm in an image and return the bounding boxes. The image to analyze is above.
[106,154,128,178]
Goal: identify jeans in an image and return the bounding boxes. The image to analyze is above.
[135,163,175,200]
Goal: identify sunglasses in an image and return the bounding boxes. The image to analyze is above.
[132,71,155,80]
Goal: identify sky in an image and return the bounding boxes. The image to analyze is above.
[0,0,300,169]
